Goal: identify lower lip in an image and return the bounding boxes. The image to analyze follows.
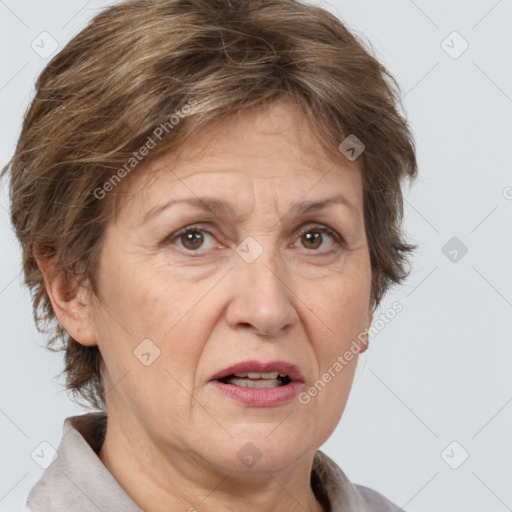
[210,380,304,407]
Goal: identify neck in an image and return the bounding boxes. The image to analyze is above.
[98,416,325,512]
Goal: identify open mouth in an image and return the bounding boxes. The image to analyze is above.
[210,361,304,406]
[217,372,292,388]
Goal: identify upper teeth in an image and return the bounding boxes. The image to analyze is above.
[233,372,287,379]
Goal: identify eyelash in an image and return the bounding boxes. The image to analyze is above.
[165,223,345,256]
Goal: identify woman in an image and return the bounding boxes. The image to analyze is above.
[3,0,417,510]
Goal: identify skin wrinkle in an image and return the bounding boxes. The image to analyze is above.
[47,100,373,512]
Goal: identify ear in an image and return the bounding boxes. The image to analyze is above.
[35,256,97,346]
[358,310,373,354]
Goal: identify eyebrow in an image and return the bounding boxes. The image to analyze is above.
[140,193,359,225]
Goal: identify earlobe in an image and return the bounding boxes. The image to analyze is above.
[35,256,97,347]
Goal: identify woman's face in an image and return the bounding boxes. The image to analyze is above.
[89,100,372,473]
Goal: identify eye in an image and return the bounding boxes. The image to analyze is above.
[293,224,344,253]
[167,225,219,253]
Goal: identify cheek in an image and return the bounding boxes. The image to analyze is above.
[98,253,199,335]
[301,261,370,414]
[96,258,220,384]
[310,265,371,345]
[93,266,211,425]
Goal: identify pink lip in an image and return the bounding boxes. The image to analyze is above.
[210,380,304,407]
[209,360,305,407]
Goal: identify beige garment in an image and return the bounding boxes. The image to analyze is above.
[26,413,405,512]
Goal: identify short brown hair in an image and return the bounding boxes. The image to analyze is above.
[1,0,417,410]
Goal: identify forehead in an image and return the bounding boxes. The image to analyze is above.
[114,100,363,221]
[172,100,354,172]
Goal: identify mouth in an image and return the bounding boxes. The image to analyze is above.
[217,371,292,388]
[210,360,304,385]
[209,360,304,406]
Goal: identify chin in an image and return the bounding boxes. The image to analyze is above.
[201,424,316,474]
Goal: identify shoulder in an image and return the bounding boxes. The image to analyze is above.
[312,450,406,512]
[353,484,406,512]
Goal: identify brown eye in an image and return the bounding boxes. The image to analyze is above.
[181,230,204,250]
[166,225,218,253]
[301,232,322,249]
[294,224,343,253]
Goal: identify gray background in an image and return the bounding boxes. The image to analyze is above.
[1,0,511,511]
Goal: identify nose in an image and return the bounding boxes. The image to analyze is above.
[225,244,298,339]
